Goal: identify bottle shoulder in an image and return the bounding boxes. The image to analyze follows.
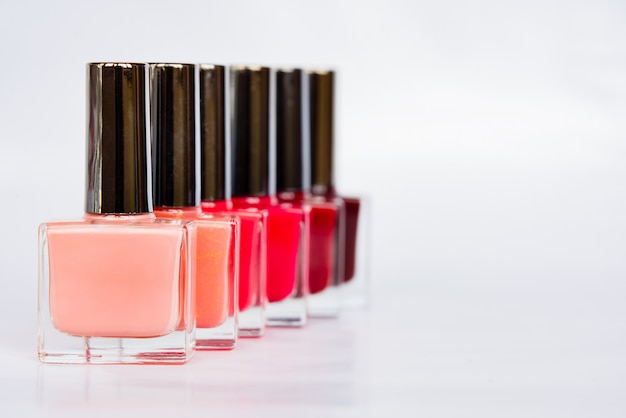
[154,207,239,229]
[40,214,194,236]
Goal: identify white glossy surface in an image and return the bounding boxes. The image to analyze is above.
[1,0,626,416]
[3,280,626,417]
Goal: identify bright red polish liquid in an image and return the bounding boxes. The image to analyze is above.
[320,191,360,283]
[231,196,304,303]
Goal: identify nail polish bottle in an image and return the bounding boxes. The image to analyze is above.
[38,63,196,364]
[198,64,266,337]
[150,63,240,349]
[275,69,344,317]
[308,70,369,307]
[229,66,309,326]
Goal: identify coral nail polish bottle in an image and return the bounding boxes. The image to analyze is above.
[198,64,266,337]
[38,63,196,364]
[308,70,369,307]
[275,69,344,317]
[150,63,240,349]
[229,66,309,327]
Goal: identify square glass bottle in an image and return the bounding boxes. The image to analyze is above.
[308,70,370,308]
[198,65,267,337]
[150,63,240,349]
[38,63,196,364]
[229,66,309,327]
[275,68,344,317]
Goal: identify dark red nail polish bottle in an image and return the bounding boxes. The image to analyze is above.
[309,70,368,307]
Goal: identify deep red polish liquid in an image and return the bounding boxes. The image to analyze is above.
[201,200,263,312]
[321,191,360,283]
[231,196,305,303]
[342,197,360,282]
[278,192,338,294]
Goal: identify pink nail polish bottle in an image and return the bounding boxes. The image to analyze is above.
[229,66,309,327]
[198,65,267,337]
[150,63,240,349]
[275,69,344,317]
[308,70,369,307]
[38,63,196,364]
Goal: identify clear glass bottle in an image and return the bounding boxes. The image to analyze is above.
[230,66,308,327]
[308,70,370,308]
[198,65,267,336]
[275,68,344,317]
[38,63,196,364]
[150,63,240,349]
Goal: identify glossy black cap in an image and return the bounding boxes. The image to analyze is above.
[199,65,226,202]
[276,69,305,192]
[85,63,151,214]
[230,66,270,197]
[308,70,335,195]
[150,63,197,207]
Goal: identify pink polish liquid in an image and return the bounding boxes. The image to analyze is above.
[46,216,189,338]
[39,214,196,363]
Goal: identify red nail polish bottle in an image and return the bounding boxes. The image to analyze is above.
[275,69,344,317]
[198,65,267,337]
[229,66,309,327]
[309,70,369,307]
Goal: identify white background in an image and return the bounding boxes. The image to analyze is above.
[1,0,625,416]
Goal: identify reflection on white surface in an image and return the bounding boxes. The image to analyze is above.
[30,314,367,416]
[9,278,625,417]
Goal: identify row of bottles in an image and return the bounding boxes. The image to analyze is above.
[37,63,366,364]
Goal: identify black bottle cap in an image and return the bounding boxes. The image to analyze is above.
[85,63,151,215]
[308,70,335,195]
[150,63,197,208]
[199,64,226,202]
[275,69,305,193]
[230,66,270,197]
